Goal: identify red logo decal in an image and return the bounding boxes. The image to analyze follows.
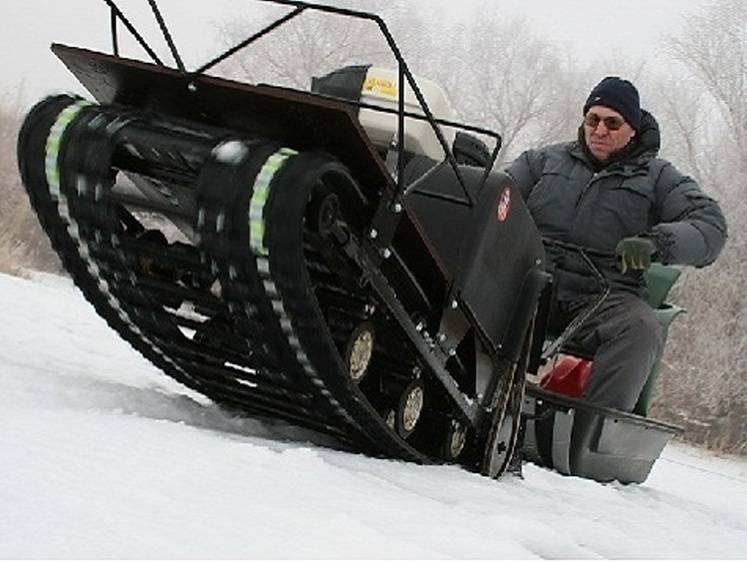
[496,187,511,222]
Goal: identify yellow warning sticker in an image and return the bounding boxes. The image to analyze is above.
[363,76,398,98]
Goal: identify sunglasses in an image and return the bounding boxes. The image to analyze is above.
[584,113,626,131]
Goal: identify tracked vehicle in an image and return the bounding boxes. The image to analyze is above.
[17,0,682,483]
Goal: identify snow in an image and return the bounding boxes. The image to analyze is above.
[1,271,746,559]
[213,140,250,165]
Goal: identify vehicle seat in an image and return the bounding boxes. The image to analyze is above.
[633,263,686,415]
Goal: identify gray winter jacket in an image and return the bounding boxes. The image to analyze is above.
[505,111,727,300]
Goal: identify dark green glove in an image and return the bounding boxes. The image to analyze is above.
[615,237,657,274]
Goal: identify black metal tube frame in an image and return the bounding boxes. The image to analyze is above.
[99,0,502,209]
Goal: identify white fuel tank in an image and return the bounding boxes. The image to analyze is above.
[357,67,455,161]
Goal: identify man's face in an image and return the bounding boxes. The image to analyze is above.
[583,105,636,162]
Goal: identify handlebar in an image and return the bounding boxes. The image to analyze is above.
[541,237,616,261]
[539,238,612,363]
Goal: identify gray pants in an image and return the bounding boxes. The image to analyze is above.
[552,291,663,412]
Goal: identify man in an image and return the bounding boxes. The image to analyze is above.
[505,76,727,412]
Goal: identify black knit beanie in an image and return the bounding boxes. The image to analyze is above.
[583,77,641,131]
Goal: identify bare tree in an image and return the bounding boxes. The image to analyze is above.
[212,1,409,89]
[646,0,747,453]
[431,14,582,165]
[666,0,747,181]
[0,92,60,275]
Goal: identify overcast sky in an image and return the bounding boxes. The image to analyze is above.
[2,0,707,108]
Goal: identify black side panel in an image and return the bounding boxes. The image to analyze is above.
[403,161,545,356]
[459,174,545,352]
[402,158,481,277]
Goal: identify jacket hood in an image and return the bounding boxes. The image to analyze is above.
[630,110,660,158]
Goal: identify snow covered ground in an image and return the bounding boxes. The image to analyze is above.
[2,271,746,559]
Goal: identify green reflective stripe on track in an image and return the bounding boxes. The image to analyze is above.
[249,147,297,255]
[44,99,92,199]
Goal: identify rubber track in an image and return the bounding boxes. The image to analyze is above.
[19,96,435,462]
